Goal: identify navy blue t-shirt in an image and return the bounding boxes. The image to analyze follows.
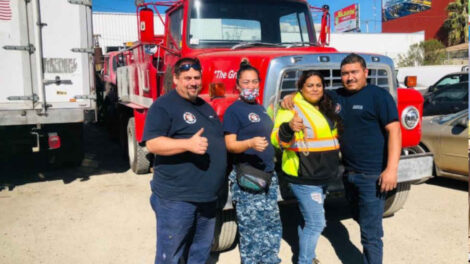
[142,90,227,202]
[327,85,398,174]
[223,100,275,172]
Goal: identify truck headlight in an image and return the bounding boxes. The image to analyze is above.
[401,106,420,130]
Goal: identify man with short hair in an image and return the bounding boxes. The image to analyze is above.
[333,53,401,264]
[143,57,227,264]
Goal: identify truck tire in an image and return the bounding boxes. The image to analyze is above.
[211,209,237,252]
[127,117,150,174]
[383,182,410,217]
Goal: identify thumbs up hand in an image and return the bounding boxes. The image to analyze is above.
[188,128,208,154]
[289,111,304,132]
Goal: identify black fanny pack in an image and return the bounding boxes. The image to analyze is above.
[236,163,272,193]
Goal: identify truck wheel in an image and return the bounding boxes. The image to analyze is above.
[127,117,150,174]
[211,209,238,252]
[383,182,410,217]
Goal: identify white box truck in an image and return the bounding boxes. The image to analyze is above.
[0,0,95,165]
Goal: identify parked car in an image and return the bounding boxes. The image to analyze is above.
[425,71,468,97]
[423,81,468,116]
[415,110,468,182]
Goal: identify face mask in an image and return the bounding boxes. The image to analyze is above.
[240,88,259,102]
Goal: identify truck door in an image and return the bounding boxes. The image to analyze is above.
[0,0,36,111]
[163,7,183,92]
[39,0,94,110]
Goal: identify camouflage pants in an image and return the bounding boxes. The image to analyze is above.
[229,170,282,264]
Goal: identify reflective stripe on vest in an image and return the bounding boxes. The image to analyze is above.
[287,94,338,152]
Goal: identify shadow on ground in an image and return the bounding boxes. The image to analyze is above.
[280,198,362,264]
[0,123,130,191]
[209,197,363,263]
[424,177,468,192]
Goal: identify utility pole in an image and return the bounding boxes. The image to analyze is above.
[373,0,377,31]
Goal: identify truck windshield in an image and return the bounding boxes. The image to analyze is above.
[188,0,316,48]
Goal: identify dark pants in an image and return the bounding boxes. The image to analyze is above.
[343,172,386,264]
[150,193,216,264]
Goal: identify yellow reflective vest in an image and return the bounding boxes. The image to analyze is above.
[271,92,339,177]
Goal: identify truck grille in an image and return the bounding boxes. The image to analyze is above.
[279,68,391,98]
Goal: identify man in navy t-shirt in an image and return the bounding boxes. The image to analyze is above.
[331,53,401,264]
[143,57,227,264]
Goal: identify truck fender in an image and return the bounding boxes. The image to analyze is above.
[133,108,148,144]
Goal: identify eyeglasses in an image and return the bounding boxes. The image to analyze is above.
[178,63,201,71]
[239,79,260,85]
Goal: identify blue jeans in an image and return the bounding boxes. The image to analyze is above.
[343,172,386,264]
[149,193,216,264]
[289,183,327,264]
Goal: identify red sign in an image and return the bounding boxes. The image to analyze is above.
[334,4,359,32]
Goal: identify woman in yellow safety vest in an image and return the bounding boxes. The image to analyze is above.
[271,70,341,264]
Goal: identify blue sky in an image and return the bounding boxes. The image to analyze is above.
[93,0,383,33]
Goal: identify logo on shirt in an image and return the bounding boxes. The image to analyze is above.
[335,103,342,114]
[352,105,363,110]
[183,112,197,124]
[248,113,260,123]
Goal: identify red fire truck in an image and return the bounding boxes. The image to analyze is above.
[103,0,433,251]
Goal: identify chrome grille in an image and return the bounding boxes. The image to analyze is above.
[279,67,391,99]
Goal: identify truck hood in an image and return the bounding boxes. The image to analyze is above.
[191,46,338,61]
[191,46,337,119]
[191,46,338,97]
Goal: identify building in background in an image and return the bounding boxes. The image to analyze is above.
[93,12,164,52]
[382,0,453,42]
[330,31,425,65]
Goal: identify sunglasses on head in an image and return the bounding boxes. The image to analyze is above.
[178,63,201,71]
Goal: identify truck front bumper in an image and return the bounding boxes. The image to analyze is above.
[397,153,434,182]
[221,152,434,210]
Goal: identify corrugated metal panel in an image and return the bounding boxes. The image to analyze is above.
[92,12,165,51]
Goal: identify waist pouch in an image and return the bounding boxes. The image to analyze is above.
[236,163,272,193]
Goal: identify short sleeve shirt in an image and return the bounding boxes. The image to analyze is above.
[328,85,399,174]
[142,90,227,202]
[223,100,275,172]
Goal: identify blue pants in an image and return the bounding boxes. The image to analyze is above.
[230,170,282,264]
[150,193,216,264]
[343,172,386,264]
[289,183,327,264]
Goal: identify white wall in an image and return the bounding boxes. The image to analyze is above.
[329,31,425,65]
[93,12,165,52]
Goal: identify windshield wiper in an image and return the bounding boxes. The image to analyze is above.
[282,42,317,48]
[231,42,285,50]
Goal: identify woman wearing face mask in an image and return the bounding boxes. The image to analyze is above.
[223,61,282,264]
[271,71,341,264]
